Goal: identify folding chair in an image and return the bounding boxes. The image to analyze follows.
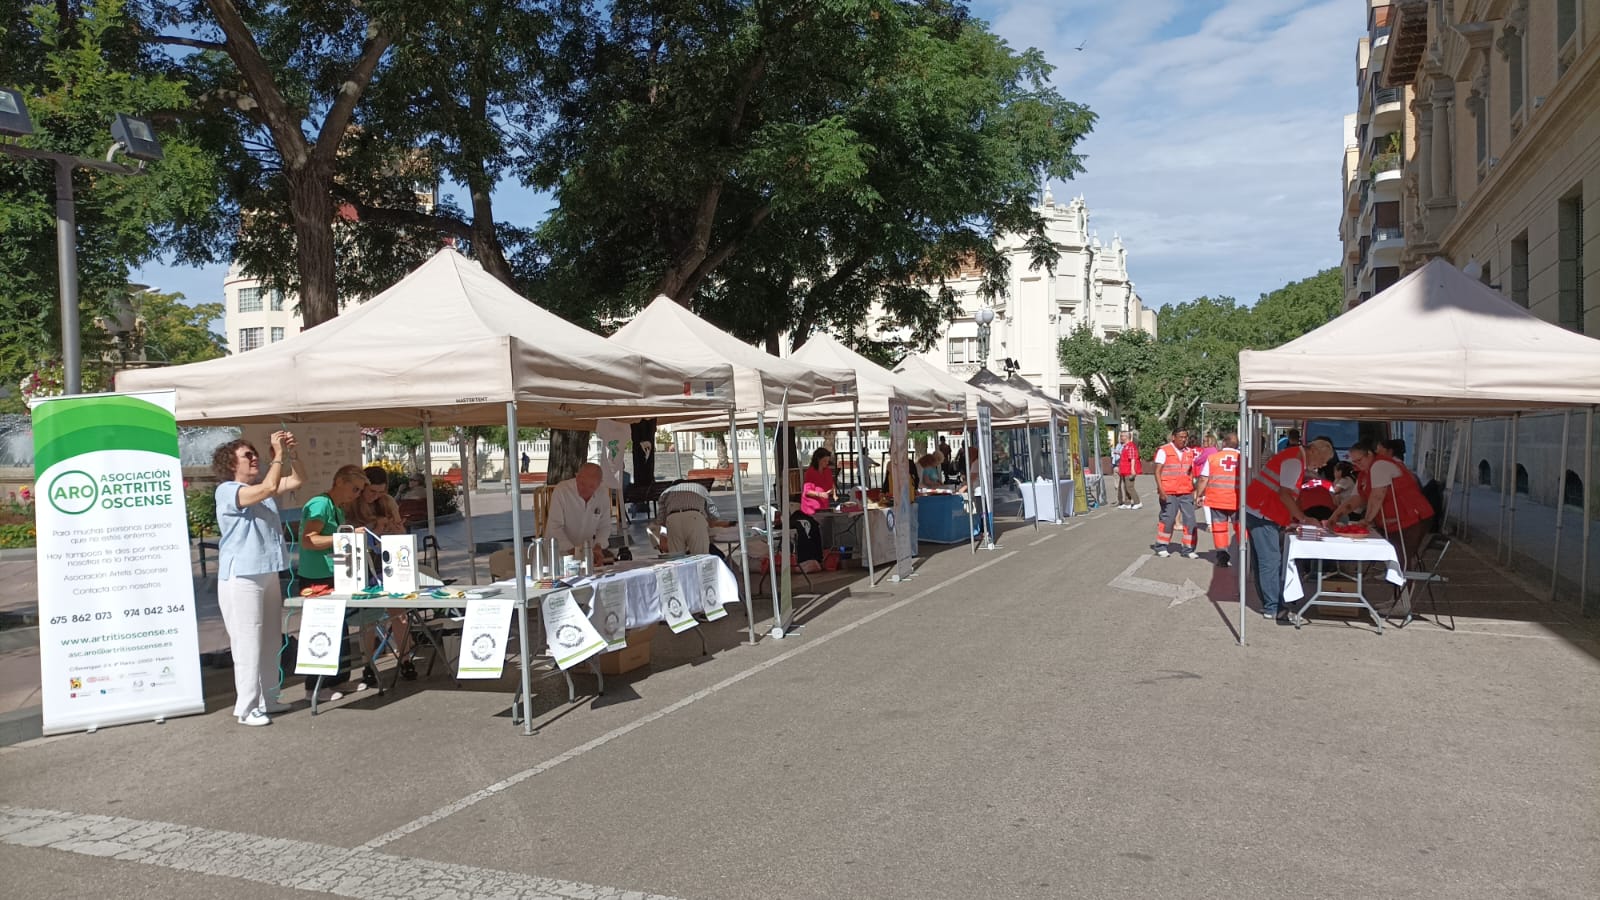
[1397,534,1452,630]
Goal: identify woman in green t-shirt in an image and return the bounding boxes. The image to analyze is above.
[296,465,368,700]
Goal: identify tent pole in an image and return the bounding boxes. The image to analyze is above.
[965,407,977,553]
[421,413,437,562]
[1497,417,1512,562]
[776,390,793,638]
[1551,412,1571,601]
[1462,419,1475,540]
[505,402,534,736]
[1582,407,1595,617]
[1049,412,1064,523]
[1025,424,1038,530]
[1508,413,1522,565]
[459,428,477,585]
[853,398,875,585]
[1092,414,1103,477]
[728,405,757,645]
[1237,395,1249,647]
[755,408,780,632]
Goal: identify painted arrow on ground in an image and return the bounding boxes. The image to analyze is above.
[1109,554,1208,607]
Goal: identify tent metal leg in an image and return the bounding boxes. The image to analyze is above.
[421,414,437,554]
[505,402,534,735]
[1048,412,1064,524]
[852,399,875,585]
[1505,413,1520,565]
[728,406,757,645]
[460,429,477,585]
[1552,412,1570,601]
[755,409,781,634]
[964,410,976,554]
[1583,407,1595,616]
[1237,396,1250,647]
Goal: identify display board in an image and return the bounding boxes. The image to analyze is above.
[240,422,361,507]
[32,391,204,734]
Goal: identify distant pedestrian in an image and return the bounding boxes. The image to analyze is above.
[520,451,530,474]
[1276,428,1301,452]
[1116,431,1142,509]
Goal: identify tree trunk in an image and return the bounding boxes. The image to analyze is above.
[286,167,340,327]
[546,429,590,485]
[714,432,730,468]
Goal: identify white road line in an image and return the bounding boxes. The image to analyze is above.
[1028,533,1059,546]
[361,551,1020,850]
[0,805,679,900]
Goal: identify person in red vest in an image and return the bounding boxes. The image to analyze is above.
[1330,438,1435,572]
[1197,432,1241,567]
[1244,435,1336,619]
[1154,428,1199,558]
[1116,431,1143,510]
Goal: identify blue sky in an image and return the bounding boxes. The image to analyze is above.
[136,0,1365,312]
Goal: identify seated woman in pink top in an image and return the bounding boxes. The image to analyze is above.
[800,447,836,515]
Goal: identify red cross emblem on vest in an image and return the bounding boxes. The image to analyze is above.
[1216,454,1239,473]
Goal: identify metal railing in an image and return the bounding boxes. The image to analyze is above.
[1370,151,1401,175]
[1373,85,1402,107]
[1372,225,1404,243]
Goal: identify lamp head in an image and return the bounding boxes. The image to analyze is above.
[110,113,162,162]
[974,307,995,326]
[0,87,34,138]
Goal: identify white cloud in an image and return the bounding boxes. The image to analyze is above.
[976,0,1364,306]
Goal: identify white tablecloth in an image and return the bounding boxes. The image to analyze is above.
[503,555,738,629]
[1283,535,1404,602]
[1018,479,1074,521]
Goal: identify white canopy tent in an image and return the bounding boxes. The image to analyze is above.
[608,296,859,636]
[121,250,739,732]
[892,355,1027,421]
[1235,258,1600,642]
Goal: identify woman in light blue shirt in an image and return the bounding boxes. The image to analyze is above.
[212,431,303,726]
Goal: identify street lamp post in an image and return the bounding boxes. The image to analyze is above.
[975,306,995,369]
[0,88,163,395]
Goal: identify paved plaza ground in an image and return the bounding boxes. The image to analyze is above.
[1,476,1597,898]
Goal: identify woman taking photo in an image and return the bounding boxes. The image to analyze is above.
[212,431,303,726]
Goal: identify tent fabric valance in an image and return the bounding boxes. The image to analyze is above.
[117,250,736,428]
[1239,258,1600,419]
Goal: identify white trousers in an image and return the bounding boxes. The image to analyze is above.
[217,571,285,717]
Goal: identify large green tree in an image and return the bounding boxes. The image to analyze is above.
[0,0,223,408]
[1059,268,1344,438]
[133,290,227,364]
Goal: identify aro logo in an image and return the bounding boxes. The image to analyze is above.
[48,470,98,515]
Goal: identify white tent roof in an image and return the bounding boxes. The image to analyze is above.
[609,296,855,412]
[117,250,735,427]
[1240,258,1600,419]
[780,334,964,426]
[968,368,1077,424]
[893,355,1028,420]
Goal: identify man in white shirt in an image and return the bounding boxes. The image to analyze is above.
[545,463,612,567]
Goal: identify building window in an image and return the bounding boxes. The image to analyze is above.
[1502,22,1525,122]
[1515,464,1529,495]
[237,286,263,313]
[239,327,264,352]
[270,289,284,311]
[270,327,285,343]
[1558,188,1585,333]
[1510,233,1529,307]
[1478,460,1492,486]
[947,339,965,365]
[1565,471,1584,508]
[1557,0,1580,76]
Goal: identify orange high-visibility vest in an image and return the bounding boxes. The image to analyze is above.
[1359,461,1434,531]
[1244,447,1306,527]
[1203,448,1241,510]
[1157,443,1196,494]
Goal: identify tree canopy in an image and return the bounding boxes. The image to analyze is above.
[1059,268,1343,438]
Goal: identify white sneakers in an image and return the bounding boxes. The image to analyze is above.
[238,710,271,727]
[1156,548,1171,558]
[1117,503,1144,510]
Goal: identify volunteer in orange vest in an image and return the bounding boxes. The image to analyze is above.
[1244,435,1336,620]
[1196,432,1241,567]
[1153,428,1199,558]
[1329,438,1434,570]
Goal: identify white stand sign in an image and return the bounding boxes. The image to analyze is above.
[32,391,205,734]
[542,589,608,669]
[589,580,628,649]
[294,596,349,676]
[697,558,727,620]
[457,597,516,679]
[657,567,697,633]
[379,534,418,593]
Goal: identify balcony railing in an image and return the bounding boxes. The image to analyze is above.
[1372,226,1404,243]
[1369,151,1401,176]
[1372,85,1401,107]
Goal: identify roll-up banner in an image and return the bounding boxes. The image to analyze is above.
[32,391,204,734]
